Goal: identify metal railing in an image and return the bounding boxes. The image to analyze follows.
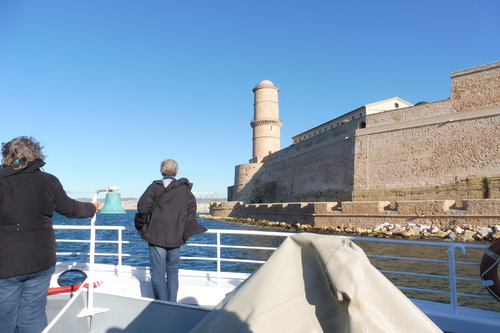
[54,225,496,313]
[54,226,289,269]
[344,236,494,313]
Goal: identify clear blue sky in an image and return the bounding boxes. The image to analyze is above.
[1,1,499,199]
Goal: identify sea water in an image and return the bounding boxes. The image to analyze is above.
[53,210,288,273]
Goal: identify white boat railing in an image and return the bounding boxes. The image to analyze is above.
[54,226,290,268]
[53,225,498,314]
[344,236,493,312]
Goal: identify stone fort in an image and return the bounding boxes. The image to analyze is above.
[210,62,500,229]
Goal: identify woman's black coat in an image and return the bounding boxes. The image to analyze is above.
[0,160,96,278]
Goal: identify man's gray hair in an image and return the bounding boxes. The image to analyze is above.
[160,159,178,177]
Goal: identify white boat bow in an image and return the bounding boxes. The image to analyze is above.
[43,226,500,333]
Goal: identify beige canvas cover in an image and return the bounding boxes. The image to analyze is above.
[189,233,442,333]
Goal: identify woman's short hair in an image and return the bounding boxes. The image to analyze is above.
[1,136,45,169]
[160,159,178,177]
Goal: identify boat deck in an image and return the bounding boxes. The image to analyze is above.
[48,226,500,332]
[47,262,248,322]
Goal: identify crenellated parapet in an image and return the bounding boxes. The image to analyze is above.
[209,199,500,230]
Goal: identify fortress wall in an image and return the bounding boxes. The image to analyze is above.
[263,138,354,202]
[451,62,500,112]
[234,163,263,185]
[209,199,500,230]
[351,178,500,207]
[232,104,500,204]
[265,114,360,163]
[366,100,452,127]
[465,199,500,215]
[342,201,391,214]
[357,112,500,188]
[352,109,500,203]
[237,120,359,203]
[230,163,263,203]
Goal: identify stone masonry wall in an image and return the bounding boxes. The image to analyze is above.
[230,118,359,203]
[451,62,500,112]
[366,100,453,127]
[352,108,500,204]
[210,199,500,232]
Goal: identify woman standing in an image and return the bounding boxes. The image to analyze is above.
[0,137,98,333]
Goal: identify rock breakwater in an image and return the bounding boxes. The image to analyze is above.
[199,215,500,242]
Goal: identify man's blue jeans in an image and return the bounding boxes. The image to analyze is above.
[0,265,55,333]
[148,245,180,302]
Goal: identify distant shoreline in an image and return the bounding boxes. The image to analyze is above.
[76,198,222,213]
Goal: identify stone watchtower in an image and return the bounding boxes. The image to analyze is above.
[250,80,282,163]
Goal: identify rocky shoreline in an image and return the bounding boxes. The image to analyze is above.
[199,215,500,242]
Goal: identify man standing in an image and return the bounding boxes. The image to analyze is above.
[137,159,206,302]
